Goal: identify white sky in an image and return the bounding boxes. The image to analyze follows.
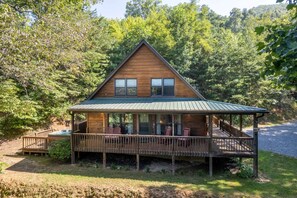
[92,0,278,18]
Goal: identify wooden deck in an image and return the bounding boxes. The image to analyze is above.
[22,127,254,157]
[22,136,49,154]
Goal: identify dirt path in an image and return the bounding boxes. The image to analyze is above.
[0,137,25,167]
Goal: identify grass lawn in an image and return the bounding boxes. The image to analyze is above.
[1,151,297,197]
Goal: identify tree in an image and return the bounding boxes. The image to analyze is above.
[256,0,297,90]
[0,1,112,136]
[225,8,243,33]
[125,0,162,19]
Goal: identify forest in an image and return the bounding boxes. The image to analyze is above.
[0,0,296,138]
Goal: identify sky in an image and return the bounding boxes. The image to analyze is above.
[92,0,278,19]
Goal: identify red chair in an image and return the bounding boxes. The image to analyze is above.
[113,126,121,134]
[159,126,172,144]
[105,126,121,143]
[177,127,191,147]
[165,126,172,136]
[106,126,114,134]
[183,128,190,136]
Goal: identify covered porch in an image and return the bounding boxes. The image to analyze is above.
[68,98,268,177]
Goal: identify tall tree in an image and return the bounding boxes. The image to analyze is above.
[225,8,243,33]
[0,0,111,136]
[256,0,297,90]
[125,0,162,19]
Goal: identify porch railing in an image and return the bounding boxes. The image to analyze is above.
[219,120,250,137]
[72,133,254,157]
[212,137,254,155]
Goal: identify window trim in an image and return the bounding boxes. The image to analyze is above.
[114,78,137,97]
[151,78,175,97]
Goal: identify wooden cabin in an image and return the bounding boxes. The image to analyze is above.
[67,40,268,176]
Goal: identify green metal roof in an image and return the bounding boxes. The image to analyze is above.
[69,98,268,114]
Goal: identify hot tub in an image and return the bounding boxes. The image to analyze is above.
[48,129,71,141]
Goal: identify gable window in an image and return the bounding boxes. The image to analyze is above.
[151,78,175,96]
[127,79,137,96]
[151,79,162,96]
[115,79,137,96]
[163,79,174,96]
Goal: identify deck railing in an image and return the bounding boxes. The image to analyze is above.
[212,137,254,155]
[219,120,250,137]
[72,133,211,157]
[72,133,254,157]
[22,136,49,153]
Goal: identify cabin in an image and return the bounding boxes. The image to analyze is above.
[23,40,268,177]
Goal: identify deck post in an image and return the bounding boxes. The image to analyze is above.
[209,154,213,177]
[22,136,24,155]
[136,154,140,171]
[229,114,232,126]
[70,112,75,164]
[103,152,106,168]
[239,114,243,136]
[208,114,213,177]
[172,155,175,175]
[253,114,259,178]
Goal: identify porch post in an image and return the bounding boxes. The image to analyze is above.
[71,112,75,164]
[136,114,140,171]
[208,114,213,177]
[239,114,243,136]
[253,114,259,178]
[230,114,232,126]
[171,114,175,175]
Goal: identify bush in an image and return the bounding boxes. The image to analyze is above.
[48,139,71,161]
[237,163,253,178]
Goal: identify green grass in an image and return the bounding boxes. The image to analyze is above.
[3,151,297,197]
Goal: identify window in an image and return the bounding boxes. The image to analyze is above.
[115,79,126,96]
[139,114,149,135]
[108,113,133,134]
[151,78,174,96]
[115,79,137,96]
[151,79,162,96]
[127,79,137,96]
[163,79,174,96]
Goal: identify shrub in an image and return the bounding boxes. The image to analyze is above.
[110,163,117,170]
[237,163,253,178]
[145,166,150,173]
[48,139,71,161]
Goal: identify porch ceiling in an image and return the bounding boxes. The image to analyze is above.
[69,98,268,114]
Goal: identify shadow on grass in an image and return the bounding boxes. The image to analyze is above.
[4,151,297,197]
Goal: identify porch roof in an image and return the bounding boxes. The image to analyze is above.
[69,98,268,114]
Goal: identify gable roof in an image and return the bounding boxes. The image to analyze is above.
[87,40,205,100]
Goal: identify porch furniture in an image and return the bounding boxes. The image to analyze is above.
[165,126,172,136]
[159,126,172,144]
[106,126,114,134]
[177,127,191,147]
[113,126,121,134]
[105,126,122,143]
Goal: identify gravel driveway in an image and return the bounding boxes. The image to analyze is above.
[246,121,297,158]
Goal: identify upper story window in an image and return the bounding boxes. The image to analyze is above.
[115,79,137,96]
[151,78,175,96]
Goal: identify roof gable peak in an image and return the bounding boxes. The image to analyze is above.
[88,40,205,100]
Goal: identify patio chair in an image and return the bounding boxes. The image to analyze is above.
[177,127,191,147]
[105,126,121,143]
[159,126,172,144]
